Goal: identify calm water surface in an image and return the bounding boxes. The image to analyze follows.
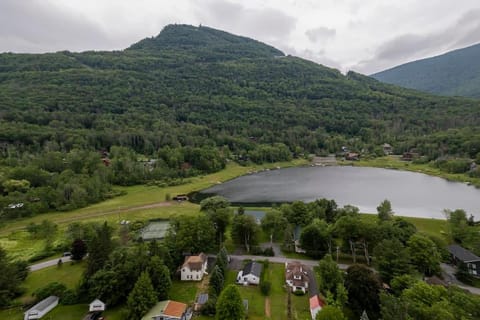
[202,166,480,219]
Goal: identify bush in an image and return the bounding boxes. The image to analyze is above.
[293,289,305,296]
[263,247,275,256]
[260,281,271,296]
[60,289,78,305]
[201,295,217,316]
[34,282,67,301]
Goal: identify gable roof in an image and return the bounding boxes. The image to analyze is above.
[89,299,105,306]
[286,261,309,284]
[242,261,263,277]
[182,253,207,271]
[447,244,480,262]
[309,295,325,310]
[28,296,59,312]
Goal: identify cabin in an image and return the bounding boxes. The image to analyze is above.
[447,244,480,276]
[24,296,59,320]
[180,253,208,281]
[237,261,262,285]
[141,300,191,320]
[89,299,106,312]
[309,295,325,320]
[382,143,393,155]
[285,261,309,294]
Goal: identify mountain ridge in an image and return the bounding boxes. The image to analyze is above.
[371,43,480,98]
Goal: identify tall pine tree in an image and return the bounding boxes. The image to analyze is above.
[127,272,157,320]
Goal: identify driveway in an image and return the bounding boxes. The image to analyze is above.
[441,263,480,295]
[29,256,72,271]
[228,254,349,270]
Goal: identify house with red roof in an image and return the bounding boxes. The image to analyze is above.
[309,295,326,320]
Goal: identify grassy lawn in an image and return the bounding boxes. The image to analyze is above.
[22,261,86,300]
[169,280,201,305]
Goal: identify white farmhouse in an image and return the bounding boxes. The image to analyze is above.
[237,261,262,285]
[24,296,59,320]
[180,253,207,281]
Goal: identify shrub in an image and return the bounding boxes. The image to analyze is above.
[34,282,67,301]
[260,281,271,296]
[293,289,305,296]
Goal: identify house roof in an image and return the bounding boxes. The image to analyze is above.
[182,253,207,271]
[163,300,187,318]
[197,293,209,305]
[447,244,480,262]
[286,261,309,282]
[309,295,325,310]
[141,300,187,320]
[89,299,105,306]
[242,261,263,277]
[27,296,59,312]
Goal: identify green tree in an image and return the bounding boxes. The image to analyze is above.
[85,222,114,278]
[377,199,393,222]
[206,207,231,244]
[200,196,230,212]
[316,305,346,320]
[345,264,381,319]
[148,256,171,300]
[261,210,288,243]
[209,265,225,296]
[317,254,343,295]
[407,234,440,276]
[373,239,412,283]
[127,272,157,320]
[282,201,311,226]
[231,214,259,252]
[216,247,229,276]
[216,284,245,320]
[300,219,330,258]
[71,239,87,261]
[0,246,28,306]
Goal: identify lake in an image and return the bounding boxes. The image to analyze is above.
[201,166,480,219]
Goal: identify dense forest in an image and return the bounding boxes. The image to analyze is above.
[372,42,480,98]
[1,24,480,219]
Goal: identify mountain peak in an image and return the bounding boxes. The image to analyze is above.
[127,24,284,59]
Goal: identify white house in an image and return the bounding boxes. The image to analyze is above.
[24,296,59,320]
[285,261,309,294]
[237,261,262,285]
[89,299,106,312]
[180,253,207,281]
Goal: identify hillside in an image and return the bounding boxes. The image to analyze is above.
[371,43,480,98]
[1,24,480,219]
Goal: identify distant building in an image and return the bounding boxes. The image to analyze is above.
[447,244,480,276]
[172,194,189,201]
[237,261,262,285]
[180,253,208,281]
[24,296,59,320]
[345,152,360,161]
[285,261,309,294]
[382,143,393,155]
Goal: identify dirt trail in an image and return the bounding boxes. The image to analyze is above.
[265,297,271,318]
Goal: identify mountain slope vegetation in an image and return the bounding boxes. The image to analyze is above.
[1,24,480,219]
[371,43,480,98]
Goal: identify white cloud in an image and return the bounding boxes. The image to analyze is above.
[1,0,480,74]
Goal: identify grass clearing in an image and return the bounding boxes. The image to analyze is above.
[169,280,200,305]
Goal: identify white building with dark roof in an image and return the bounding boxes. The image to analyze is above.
[237,261,262,285]
[180,253,207,281]
[447,244,480,276]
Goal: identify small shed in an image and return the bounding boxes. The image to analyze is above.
[89,299,106,312]
[24,296,59,320]
[309,295,325,320]
[447,244,480,276]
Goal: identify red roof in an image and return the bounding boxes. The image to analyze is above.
[309,295,325,310]
[163,300,187,318]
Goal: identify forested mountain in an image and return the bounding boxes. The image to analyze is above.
[1,24,480,219]
[371,43,480,98]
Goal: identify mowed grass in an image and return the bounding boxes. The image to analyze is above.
[359,213,448,239]
[169,280,200,305]
[22,261,86,299]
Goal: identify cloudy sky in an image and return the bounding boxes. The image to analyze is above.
[1,0,480,74]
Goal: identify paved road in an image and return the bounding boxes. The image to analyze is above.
[228,254,349,270]
[29,256,72,271]
[441,263,480,295]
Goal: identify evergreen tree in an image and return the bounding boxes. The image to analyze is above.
[216,247,229,276]
[85,222,113,278]
[148,256,171,300]
[216,284,245,320]
[127,272,157,320]
[209,265,225,296]
[70,238,87,261]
